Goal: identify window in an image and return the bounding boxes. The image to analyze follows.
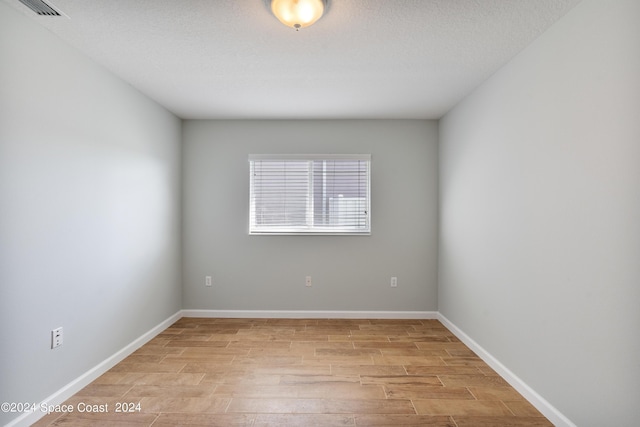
[249,154,371,235]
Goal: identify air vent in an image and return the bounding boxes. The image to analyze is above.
[18,0,61,16]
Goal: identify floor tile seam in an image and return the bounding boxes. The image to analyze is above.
[146,412,161,427]
[501,399,518,417]
[223,396,233,413]
[434,374,446,388]
[161,352,189,369]
[120,384,137,400]
[408,398,419,415]
[193,372,207,386]
[465,386,478,401]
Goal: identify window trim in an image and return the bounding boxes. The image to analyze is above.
[248,154,371,236]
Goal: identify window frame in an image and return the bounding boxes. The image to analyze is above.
[248,154,371,236]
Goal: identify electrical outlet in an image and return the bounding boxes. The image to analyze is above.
[51,327,63,349]
[390,277,398,288]
[305,276,312,287]
[205,276,212,287]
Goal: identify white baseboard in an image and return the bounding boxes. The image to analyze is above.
[180,309,438,319]
[6,311,182,427]
[437,313,576,427]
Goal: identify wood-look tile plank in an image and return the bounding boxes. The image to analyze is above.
[372,355,447,366]
[476,365,501,376]
[114,372,205,386]
[189,327,241,334]
[180,364,246,375]
[252,365,332,375]
[331,365,407,376]
[384,385,474,400]
[164,333,213,341]
[248,347,315,356]
[168,352,235,362]
[438,375,511,388]
[316,319,369,326]
[404,366,482,376]
[164,340,230,348]
[227,341,292,349]
[441,357,489,367]
[369,319,423,325]
[290,341,355,351]
[32,412,158,427]
[467,386,526,401]
[357,324,417,331]
[315,348,382,356]
[152,413,255,427]
[329,335,391,341]
[108,362,186,373]
[279,374,361,385]
[353,341,418,349]
[412,320,447,328]
[503,400,547,417]
[120,355,166,363]
[452,416,554,426]
[414,342,467,351]
[129,346,184,356]
[180,361,245,373]
[389,335,452,343]
[380,348,450,357]
[349,329,409,336]
[205,334,240,341]
[265,318,319,326]
[303,326,357,334]
[353,414,456,426]
[254,414,355,426]
[200,372,282,386]
[445,348,478,357]
[75,384,132,397]
[162,355,239,364]
[175,347,246,356]
[303,355,375,366]
[90,372,130,385]
[413,399,513,416]
[226,398,416,414]
[289,333,332,341]
[123,384,215,398]
[138,396,230,413]
[232,355,303,365]
[143,338,171,346]
[213,383,386,399]
[360,375,442,386]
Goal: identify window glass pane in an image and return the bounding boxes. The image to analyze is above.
[252,161,309,228]
[312,160,368,229]
[249,155,370,235]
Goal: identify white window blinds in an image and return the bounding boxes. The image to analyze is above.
[249,154,371,235]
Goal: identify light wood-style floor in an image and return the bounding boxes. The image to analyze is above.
[33,318,552,426]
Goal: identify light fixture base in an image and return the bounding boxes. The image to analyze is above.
[267,0,328,30]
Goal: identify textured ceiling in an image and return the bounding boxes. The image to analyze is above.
[5,0,581,119]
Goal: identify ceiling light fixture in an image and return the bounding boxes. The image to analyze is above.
[270,0,326,30]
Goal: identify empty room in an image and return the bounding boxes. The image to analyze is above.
[1,0,638,426]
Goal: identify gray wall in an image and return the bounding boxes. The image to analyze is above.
[438,0,640,425]
[182,120,438,312]
[0,4,182,425]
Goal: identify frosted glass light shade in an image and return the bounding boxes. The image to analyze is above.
[271,0,325,29]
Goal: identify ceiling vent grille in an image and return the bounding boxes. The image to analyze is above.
[18,0,61,16]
